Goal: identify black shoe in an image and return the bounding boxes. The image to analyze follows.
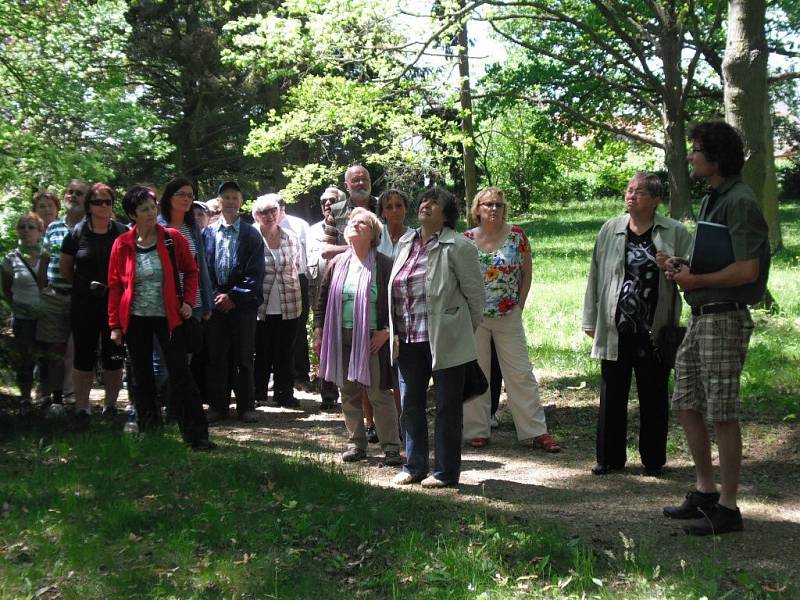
[320,399,338,410]
[191,440,217,452]
[101,406,118,419]
[591,463,623,475]
[74,410,91,430]
[341,447,367,462]
[366,425,379,444]
[663,489,720,519]
[643,466,664,477]
[278,396,301,409]
[684,504,743,536]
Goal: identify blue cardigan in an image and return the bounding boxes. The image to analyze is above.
[203,220,265,309]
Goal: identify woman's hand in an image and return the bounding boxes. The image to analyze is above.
[179,302,192,319]
[370,329,390,354]
[313,327,323,356]
[110,328,123,346]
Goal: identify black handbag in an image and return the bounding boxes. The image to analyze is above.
[462,359,489,402]
[164,231,204,354]
[653,283,685,369]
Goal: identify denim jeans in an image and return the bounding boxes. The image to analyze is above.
[398,341,465,483]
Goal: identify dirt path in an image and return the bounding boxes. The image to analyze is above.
[203,383,800,586]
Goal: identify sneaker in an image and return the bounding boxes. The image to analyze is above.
[341,447,367,462]
[383,450,402,466]
[663,489,720,519]
[101,406,118,419]
[591,463,624,475]
[46,403,67,419]
[239,410,259,423]
[392,471,423,485]
[684,504,743,536]
[421,476,456,488]
[366,424,379,444]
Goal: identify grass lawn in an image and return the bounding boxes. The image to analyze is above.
[1,199,798,599]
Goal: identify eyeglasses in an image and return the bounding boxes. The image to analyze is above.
[257,207,278,215]
[481,202,505,209]
[17,223,39,231]
[66,189,85,197]
[89,199,114,206]
[173,191,195,200]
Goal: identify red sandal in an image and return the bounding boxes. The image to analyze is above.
[470,437,490,449]
[532,433,561,453]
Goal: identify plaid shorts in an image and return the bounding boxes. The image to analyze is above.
[671,308,754,422]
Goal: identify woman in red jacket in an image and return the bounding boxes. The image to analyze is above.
[108,185,213,450]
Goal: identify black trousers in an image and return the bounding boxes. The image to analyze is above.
[293,274,311,382]
[254,315,298,404]
[597,332,669,470]
[126,316,209,443]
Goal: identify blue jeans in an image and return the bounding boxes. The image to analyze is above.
[398,341,465,483]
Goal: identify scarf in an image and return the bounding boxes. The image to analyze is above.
[319,248,376,387]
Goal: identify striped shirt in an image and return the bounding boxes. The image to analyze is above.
[212,218,241,290]
[392,231,437,343]
[43,219,70,288]
[178,223,201,308]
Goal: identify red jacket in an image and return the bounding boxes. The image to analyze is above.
[108,224,199,334]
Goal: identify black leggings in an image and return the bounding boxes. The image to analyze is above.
[126,315,209,443]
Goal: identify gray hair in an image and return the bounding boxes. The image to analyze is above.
[252,193,283,219]
[323,186,346,203]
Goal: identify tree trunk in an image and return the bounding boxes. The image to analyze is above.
[457,9,478,224]
[658,11,692,219]
[723,0,782,251]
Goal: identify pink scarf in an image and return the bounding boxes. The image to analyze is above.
[319,248,375,387]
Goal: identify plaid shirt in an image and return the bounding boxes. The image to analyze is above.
[43,219,70,288]
[212,217,241,289]
[392,230,438,343]
[258,228,303,320]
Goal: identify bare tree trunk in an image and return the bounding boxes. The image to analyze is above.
[659,13,692,220]
[723,0,782,251]
[457,9,478,224]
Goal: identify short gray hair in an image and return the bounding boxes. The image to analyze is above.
[252,193,283,219]
[345,207,382,247]
[323,186,346,202]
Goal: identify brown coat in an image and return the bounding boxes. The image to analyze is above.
[314,249,395,389]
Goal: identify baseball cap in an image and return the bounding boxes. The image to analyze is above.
[217,181,242,195]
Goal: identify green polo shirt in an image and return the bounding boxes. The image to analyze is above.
[685,176,770,307]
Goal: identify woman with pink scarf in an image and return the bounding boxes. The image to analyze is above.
[313,208,401,466]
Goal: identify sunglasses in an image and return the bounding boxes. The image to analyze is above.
[89,199,114,207]
[17,223,39,231]
[66,189,85,197]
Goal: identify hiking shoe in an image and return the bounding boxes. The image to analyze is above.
[663,489,720,519]
[341,447,367,462]
[383,450,402,466]
[366,424,379,444]
[684,504,743,536]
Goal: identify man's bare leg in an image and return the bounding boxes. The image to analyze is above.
[714,420,741,509]
[677,409,716,493]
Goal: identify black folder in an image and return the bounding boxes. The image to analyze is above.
[689,221,735,274]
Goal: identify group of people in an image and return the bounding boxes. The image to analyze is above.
[4,120,769,534]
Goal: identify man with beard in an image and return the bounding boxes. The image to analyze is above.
[321,165,378,259]
[36,179,88,408]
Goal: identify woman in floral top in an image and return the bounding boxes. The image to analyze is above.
[462,187,560,452]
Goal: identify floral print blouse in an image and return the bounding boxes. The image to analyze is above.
[464,225,530,318]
